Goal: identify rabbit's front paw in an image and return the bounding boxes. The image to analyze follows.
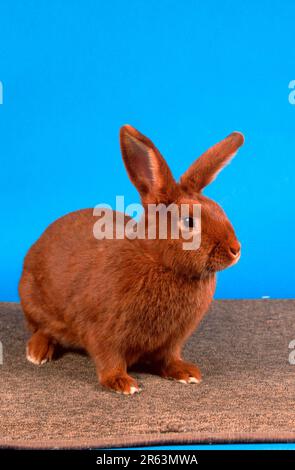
[100,373,141,395]
[161,360,202,384]
[26,330,56,365]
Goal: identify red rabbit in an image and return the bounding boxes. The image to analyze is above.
[19,125,244,394]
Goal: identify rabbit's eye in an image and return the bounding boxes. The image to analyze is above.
[182,216,195,229]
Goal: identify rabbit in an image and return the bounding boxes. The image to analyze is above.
[19,125,244,394]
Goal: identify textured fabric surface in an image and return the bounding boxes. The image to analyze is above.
[0,300,294,449]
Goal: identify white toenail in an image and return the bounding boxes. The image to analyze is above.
[188,377,200,384]
[178,379,188,384]
[26,352,41,365]
[26,346,46,366]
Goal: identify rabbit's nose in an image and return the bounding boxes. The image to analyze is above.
[229,241,241,257]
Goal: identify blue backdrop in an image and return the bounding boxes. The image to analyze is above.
[1,0,294,301]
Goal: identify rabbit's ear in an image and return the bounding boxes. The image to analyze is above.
[120,125,177,203]
[180,132,244,192]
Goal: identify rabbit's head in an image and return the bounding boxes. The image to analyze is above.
[120,125,244,278]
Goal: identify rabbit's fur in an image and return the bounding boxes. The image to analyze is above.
[19,125,244,394]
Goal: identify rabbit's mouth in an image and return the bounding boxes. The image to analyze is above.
[206,241,241,272]
[207,242,221,264]
[229,250,241,266]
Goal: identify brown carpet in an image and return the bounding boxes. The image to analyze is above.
[0,300,295,449]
